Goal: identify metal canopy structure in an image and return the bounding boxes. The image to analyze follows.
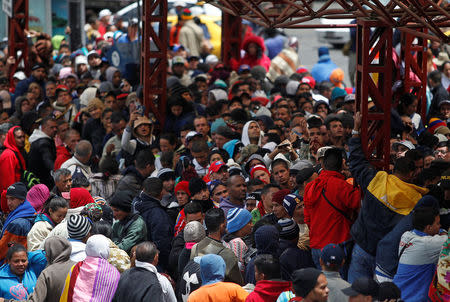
[207,0,450,42]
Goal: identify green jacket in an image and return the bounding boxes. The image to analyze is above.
[112,214,147,254]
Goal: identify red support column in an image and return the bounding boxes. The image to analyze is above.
[355,18,393,171]
[221,13,242,65]
[8,0,29,86]
[401,29,428,120]
[141,0,168,126]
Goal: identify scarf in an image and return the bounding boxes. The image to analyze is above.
[1,201,36,237]
[257,200,266,217]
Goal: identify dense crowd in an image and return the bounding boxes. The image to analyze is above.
[0,4,449,302]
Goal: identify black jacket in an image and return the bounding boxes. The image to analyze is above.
[82,118,106,157]
[113,267,163,302]
[168,230,185,277]
[134,191,174,271]
[28,132,56,188]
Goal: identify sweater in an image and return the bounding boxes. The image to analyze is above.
[245,280,291,302]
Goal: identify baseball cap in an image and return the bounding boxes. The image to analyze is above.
[99,9,112,18]
[172,56,186,65]
[185,131,202,143]
[342,278,380,298]
[6,182,27,200]
[208,160,227,175]
[172,44,185,52]
[238,64,251,74]
[13,71,26,81]
[392,140,415,151]
[344,94,356,103]
[55,84,69,94]
[320,243,345,267]
[317,146,333,159]
[300,76,316,89]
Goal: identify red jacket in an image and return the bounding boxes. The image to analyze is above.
[231,35,271,72]
[54,145,72,170]
[246,280,291,302]
[304,170,361,249]
[0,126,26,212]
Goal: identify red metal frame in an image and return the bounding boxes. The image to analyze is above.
[8,0,29,86]
[401,29,428,120]
[355,18,392,171]
[221,13,242,66]
[141,0,168,126]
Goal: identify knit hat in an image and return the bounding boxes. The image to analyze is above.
[292,268,323,298]
[67,214,92,240]
[272,189,291,205]
[278,218,300,240]
[227,208,252,234]
[320,243,345,267]
[331,87,347,101]
[6,182,28,200]
[318,46,329,58]
[283,194,302,217]
[211,118,227,134]
[109,190,134,213]
[342,277,380,298]
[87,98,104,112]
[428,118,447,134]
[83,203,103,221]
[184,221,206,243]
[330,68,345,88]
[286,80,300,96]
[250,165,271,179]
[26,184,50,212]
[435,126,450,136]
[175,181,190,196]
[237,145,260,164]
[377,282,401,301]
[157,168,175,181]
[70,188,94,209]
[254,225,279,255]
[189,178,207,197]
[207,179,224,195]
[181,8,193,20]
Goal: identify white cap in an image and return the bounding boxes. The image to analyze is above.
[13,71,26,80]
[205,54,218,65]
[75,55,88,66]
[99,9,112,19]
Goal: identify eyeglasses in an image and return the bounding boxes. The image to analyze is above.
[434,150,448,155]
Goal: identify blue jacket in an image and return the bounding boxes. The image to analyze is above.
[134,191,173,271]
[348,137,428,256]
[375,195,439,280]
[311,56,338,83]
[0,250,46,300]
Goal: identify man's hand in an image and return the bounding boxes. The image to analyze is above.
[354,111,362,132]
[106,144,115,156]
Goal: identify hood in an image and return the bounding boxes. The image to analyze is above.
[255,225,279,255]
[254,115,274,129]
[79,87,98,107]
[105,66,119,84]
[135,191,161,213]
[208,89,228,102]
[318,54,331,62]
[253,280,292,299]
[200,254,226,285]
[44,236,72,264]
[223,139,240,159]
[245,154,266,173]
[14,96,28,116]
[241,120,263,147]
[414,195,439,210]
[4,126,23,157]
[242,35,265,52]
[304,170,344,203]
[29,129,51,144]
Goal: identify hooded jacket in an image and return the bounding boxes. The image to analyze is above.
[116,165,146,197]
[134,191,173,271]
[246,280,292,302]
[25,237,75,302]
[310,53,338,83]
[111,213,147,254]
[304,170,361,249]
[348,137,429,256]
[0,126,25,196]
[27,214,55,252]
[241,121,263,147]
[28,129,56,188]
[60,156,92,179]
[54,145,72,170]
[238,35,271,72]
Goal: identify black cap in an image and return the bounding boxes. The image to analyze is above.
[377,282,401,301]
[31,63,46,71]
[342,278,379,298]
[6,182,28,200]
[292,268,323,298]
[109,190,134,213]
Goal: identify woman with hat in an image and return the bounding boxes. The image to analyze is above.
[121,110,156,167]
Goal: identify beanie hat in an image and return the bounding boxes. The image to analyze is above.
[67,214,92,240]
[226,208,252,234]
[207,179,224,195]
[181,8,193,20]
[318,46,329,57]
[330,68,345,88]
[278,218,300,240]
[254,225,279,255]
[6,182,28,200]
[250,165,271,179]
[272,189,291,205]
[69,188,94,209]
[331,87,347,101]
[282,194,303,217]
[109,190,134,213]
[211,118,227,134]
[26,184,49,212]
[292,268,323,298]
[428,118,447,134]
[189,178,207,197]
[175,181,190,196]
[184,221,206,243]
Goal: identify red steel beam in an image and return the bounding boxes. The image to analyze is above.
[221,13,242,66]
[8,0,29,86]
[355,18,392,171]
[141,0,168,126]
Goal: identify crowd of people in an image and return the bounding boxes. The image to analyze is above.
[0,3,449,302]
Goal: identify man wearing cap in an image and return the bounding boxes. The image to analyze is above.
[28,116,58,188]
[304,147,361,268]
[98,9,112,36]
[320,244,350,302]
[208,160,229,183]
[288,268,329,302]
[347,112,428,282]
[13,63,46,102]
[392,140,415,159]
[178,8,204,57]
[342,94,356,114]
[53,84,78,123]
[171,56,192,87]
[342,277,380,302]
[110,190,147,254]
[0,182,35,262]
[67,214,92,262]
